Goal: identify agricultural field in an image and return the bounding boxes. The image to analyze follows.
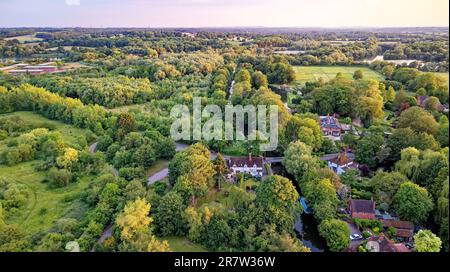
[4,33,44,44]
[293,66,384,84]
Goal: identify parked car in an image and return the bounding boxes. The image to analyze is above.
[350,234,363,241]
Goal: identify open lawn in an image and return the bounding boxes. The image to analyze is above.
[162,236,208,252]
[293,66,384,84]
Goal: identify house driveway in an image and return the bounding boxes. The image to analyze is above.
[346,221,363,249]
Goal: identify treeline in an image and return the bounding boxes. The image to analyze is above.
[291,39,380,65]
[369,63,449,104]
[383,41,448,63]
[28,76,154,108]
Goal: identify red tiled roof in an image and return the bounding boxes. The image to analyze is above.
[382,220,414,230]
[392,243,411,252]
[330,152,353,166]
[350,199,375,214]
[396,229,414,238]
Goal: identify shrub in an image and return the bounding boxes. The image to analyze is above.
[47,167,73,187]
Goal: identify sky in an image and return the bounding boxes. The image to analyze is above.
[0,0,448,28]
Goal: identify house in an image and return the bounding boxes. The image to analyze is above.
[228,155,264,178]
[382,220,414,241]
[349,198,376,219]
[320,114,345,140]
[366,234,411,252]
[324,151,359,175]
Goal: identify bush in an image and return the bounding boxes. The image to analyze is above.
[47,167,73,187]
[362,230,372,239]
[353,218,382,230]
[0,129,7,140]
[152,181,168,196]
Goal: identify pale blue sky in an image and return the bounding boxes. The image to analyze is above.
[0,0,448,28]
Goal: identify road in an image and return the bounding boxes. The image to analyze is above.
[346,220,363,250]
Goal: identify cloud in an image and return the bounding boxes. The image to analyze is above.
[65,0,81,6]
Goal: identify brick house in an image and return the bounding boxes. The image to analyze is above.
[382,220,415,241]
[349,198,376,219]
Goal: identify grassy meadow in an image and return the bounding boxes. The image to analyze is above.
[293,66,384,84]
[0,111,94,235]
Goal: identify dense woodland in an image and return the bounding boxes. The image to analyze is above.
[0,28,448,253]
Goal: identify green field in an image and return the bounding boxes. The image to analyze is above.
[4,33,44,44]
[0,112,94,235]
[293,66,384,84]
[163,236,208,252]
[0,163,91,235]
[0,111,93,146]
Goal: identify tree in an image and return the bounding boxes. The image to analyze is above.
[169,143,215,201]
[283,141,320,184]
[153,192,187,236]
[116,198,152,242]
[116,113,137,139]
[147,236,171,252]
[56,148,79,169]
[97,135,113,152]
[353,70,364,80]
[213,153,228,191]
[356,131,384,168]
[256,175,299,216]
[254,224,310,252]
[252,71,268,89]
[303,179,339,222]
[318,219,350,252]
[424,96,441,111]
[386,128,438,163]
[437,181,449,251]
[123,179,147,202]
[47,167,73,187]
[285,116,323,150]
[393,182,433,224]
[268,62,295,84]
[38,233,64,252]
[382,86,396,104]
[437,121,449,147]
[397,106,439,135]
[201,215,232,250]
[235,69,251,83]
[371,171,409,207]
[414,230,442,252]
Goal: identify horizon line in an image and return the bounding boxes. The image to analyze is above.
[1,25,449,30]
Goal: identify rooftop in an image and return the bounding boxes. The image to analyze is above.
[350,199,375,214]
[228,156,264,168]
